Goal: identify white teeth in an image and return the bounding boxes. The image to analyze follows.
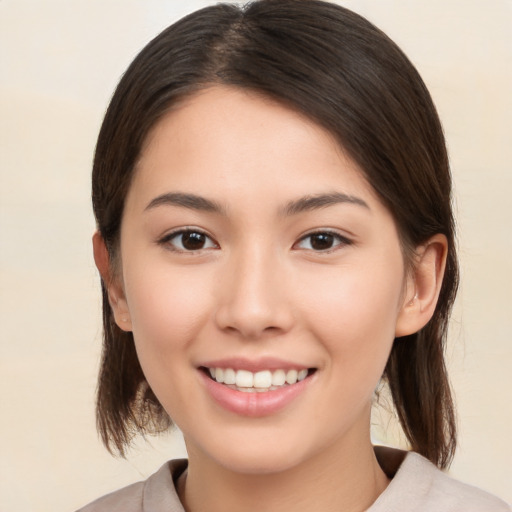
[235,369,254,388]
[223,368,236,385]
[253,370,272,388]
[271,369,286,386]
[286,369,298,384]
[207,367,310,390]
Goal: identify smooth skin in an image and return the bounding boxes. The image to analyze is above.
[94,86,447,512]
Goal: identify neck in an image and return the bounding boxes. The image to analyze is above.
[180,436,389,512]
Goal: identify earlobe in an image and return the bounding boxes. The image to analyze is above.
[395,234,448,337]
[92,231,133,332]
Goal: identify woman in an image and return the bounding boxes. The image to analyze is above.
[79,1,509,510]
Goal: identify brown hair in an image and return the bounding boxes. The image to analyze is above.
[92,0,458,467]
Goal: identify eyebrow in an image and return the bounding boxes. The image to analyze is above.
[144,191,369,216]
[144,192,226,214]
[281,192,369,216]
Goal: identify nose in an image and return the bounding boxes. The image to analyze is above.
[214,246,294,340]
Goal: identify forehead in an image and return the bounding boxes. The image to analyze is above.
[129,85,381,213]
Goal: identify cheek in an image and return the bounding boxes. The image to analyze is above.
[121,263,219,419]
[123,262,214,361]
[300,258,403,373]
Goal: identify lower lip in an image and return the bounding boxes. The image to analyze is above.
[200,371,313,417]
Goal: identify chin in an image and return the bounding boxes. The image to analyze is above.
[192,434,310,476]
[219,450,305,476]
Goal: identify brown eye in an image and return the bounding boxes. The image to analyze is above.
[310,233,335,250]
[182,232,207,250]
[163,230,217,252]
[295,231,351,252]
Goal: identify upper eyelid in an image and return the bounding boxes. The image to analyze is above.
[159,226,213,240]
[158,227,219,249]
[297,229,352,242]
[293,229,353,252]
[157,227,352,247]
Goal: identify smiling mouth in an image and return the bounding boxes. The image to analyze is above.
[201,367,317,393]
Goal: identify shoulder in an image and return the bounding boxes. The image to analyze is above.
[372,448,510,512]
[75,481,144,512]
[424,458,510,511]
[74,459,188,512]
[425,460,510,511]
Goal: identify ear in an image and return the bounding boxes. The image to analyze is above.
[92,231,132,332]
[395,234,448,337]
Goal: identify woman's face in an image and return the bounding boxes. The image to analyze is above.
[115,86,413,474]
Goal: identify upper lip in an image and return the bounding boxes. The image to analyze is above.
[199,357,313,373]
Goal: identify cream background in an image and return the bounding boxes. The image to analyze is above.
[0,1,510,510]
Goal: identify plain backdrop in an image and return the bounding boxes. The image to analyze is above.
[1,1,511,510]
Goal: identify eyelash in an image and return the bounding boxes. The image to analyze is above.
[294,230,352,253]
[158,228,352,253]
[158,228,218,253]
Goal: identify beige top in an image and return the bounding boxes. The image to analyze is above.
[76,448,510,511]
